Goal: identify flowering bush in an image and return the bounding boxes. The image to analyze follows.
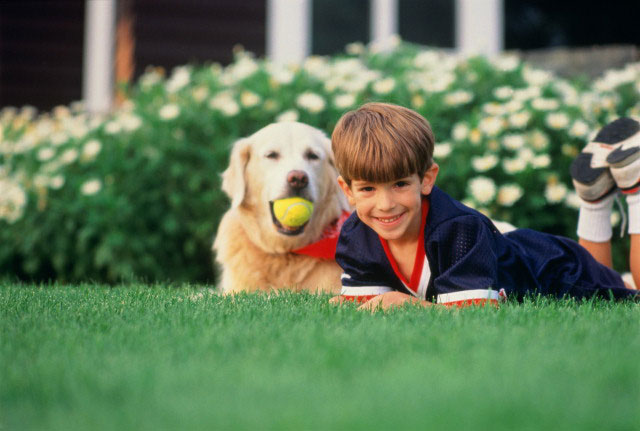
[1,40,639,282]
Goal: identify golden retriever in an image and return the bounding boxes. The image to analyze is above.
[213,122,350,293]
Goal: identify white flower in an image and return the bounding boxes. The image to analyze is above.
[452,123,469,141]
[529,131,550,150]
[444,90,473,106]
[50,132,69,146]
[545,182,568,204]
[504,100,524,113]
[531,98,560,111]
[493,55,520,72]
[266,63,295,85]
[50,175,65,190]
[303,56,331,80]
[373,78,396,94]
[497,184,523,207]
[209,92,240,117]
[503,157,527,174]
[159,104,180,120]
[532,154,551,168]
[81,179,102,196]
[523,67,553,86]
[502,134,525,150]
[611,211,620,227]
[433,142,452,159]
[296,92,326,113]
[482,102,507,116]
[594,66,637,92]
[472,154,499,172]
[478,116,504,136]
[60,149,78,165]
[469,176,496,205]
[333,93,356,109]
[469,128,482,145]
[166,66,191,93]
[191,86,209,102]
[345,42,365,55]
[569,120,590,138]
[0,177,27,223]
[508,111,531,128]
[104,121,122,135]
[518,148,535,163]
[565,191,582,209]
[82,139,102,161]
[276,110,299,122]
[545,112,570,130]
[413,51,441,68]
[223,54,259,84]
[240,91,261,108]
[140,68,163,88]
[493,86,514,100]
[37,147,56,162]
[119,113,142,132]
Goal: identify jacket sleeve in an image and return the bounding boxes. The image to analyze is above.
[335,218,394,303]
[429,215,506,307]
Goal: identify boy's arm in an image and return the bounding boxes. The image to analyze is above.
[430,215,505,308]
[330,279,394,305]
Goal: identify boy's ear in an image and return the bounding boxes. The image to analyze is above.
[421,163,439,195]
[337,176,356,206]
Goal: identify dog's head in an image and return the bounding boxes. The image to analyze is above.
[221,122,347,251]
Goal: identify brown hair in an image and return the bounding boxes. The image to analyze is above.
[331,102,435,185]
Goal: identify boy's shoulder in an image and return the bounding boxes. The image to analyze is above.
[426,186,489,231]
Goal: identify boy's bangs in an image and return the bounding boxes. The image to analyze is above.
[343,135,422,183]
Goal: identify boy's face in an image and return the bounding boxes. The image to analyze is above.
[338,164,439,245]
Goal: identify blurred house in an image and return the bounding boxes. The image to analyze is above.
[0,0,638,112]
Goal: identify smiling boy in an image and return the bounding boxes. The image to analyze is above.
[330,103,638,310]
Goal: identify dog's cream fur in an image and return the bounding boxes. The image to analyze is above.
[213,122,350,293]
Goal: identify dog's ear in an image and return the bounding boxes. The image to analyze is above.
[221,137,252,208]
[317,129,352,211]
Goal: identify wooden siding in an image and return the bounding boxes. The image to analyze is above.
[0,1,85,110]
[132,0,266,79]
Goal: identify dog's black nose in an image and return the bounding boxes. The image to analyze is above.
[287,170,308,190]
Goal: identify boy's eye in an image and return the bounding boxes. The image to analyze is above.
[395,181,409,187]
[359,186,374,192]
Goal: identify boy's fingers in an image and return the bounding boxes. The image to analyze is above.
[329,295,346,305]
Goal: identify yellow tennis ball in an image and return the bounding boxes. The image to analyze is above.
[273,197,314,227]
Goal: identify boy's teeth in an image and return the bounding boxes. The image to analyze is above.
[379,215,400,222]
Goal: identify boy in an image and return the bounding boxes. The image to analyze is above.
[329,102,639,310]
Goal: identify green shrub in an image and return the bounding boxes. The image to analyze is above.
[1,41,639,282]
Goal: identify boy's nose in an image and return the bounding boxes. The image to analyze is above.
[376,190,395,211]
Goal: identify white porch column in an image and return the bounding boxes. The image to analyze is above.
[455,0,503,56]
[266,0,311,64]
[82,0,117,114]
[370,0,398,51]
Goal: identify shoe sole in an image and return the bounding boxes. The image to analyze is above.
[570,152,616,202]
[610,152,640,193]
[606,122,640,193]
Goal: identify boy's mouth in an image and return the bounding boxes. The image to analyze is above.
[375,212,405,225]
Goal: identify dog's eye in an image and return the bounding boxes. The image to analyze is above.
[265,151,280,160]
[304,150,319,161]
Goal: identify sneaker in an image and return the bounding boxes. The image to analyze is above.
[606,117,640,194]
[570,121,623,202]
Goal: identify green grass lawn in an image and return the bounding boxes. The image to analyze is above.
[1,283,638,431]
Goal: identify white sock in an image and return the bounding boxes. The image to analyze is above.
[577,194,615,242]
[627,192,640,235]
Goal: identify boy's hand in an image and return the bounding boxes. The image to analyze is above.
[358,291,432,312]
[329,295,347,305]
